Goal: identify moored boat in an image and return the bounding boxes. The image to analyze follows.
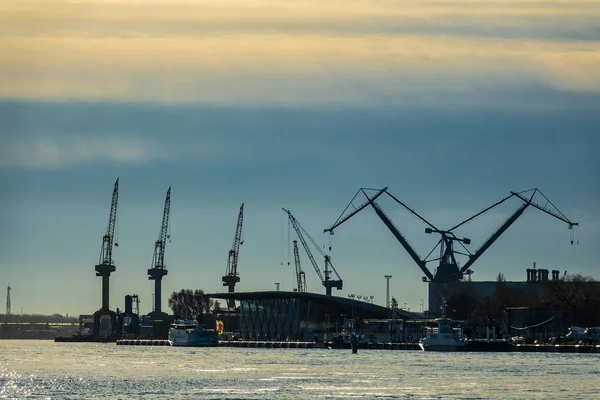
[419,298,468,352]
[168,320,218,347]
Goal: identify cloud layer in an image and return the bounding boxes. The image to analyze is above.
[1,0,599,105]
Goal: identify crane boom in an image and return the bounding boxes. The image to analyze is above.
[151,187,171,269]
[293,240,306,292]
[99,178,119,265]
[459,189,579,274]
[284,208,324,281]
[511,190,578,227]
[284,208,342,295]
[370,201,434,282]
[225,203,244,277]
[324,187,387,234]
[459,199,531,274]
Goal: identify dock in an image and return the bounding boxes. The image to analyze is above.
[55,336,118,343]
[55,337,600,353]
[116,339,170,346]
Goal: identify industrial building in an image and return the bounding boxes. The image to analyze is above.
[207,291,420,341]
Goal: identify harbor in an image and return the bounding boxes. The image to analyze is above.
[5,181,598,353]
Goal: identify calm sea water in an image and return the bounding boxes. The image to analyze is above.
[1,340,598,399]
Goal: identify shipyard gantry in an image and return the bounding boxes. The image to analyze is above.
[325,187,578,283]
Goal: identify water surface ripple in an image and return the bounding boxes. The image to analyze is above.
[1,340,598,399]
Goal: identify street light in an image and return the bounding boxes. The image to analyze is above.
[384,275,392,308]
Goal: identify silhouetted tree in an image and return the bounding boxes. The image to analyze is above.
[168,289,213,320]
[542,274,600,326]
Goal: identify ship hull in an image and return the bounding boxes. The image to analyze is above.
[419,343,468,351]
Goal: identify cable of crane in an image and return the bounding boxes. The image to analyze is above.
[509,316,555,331]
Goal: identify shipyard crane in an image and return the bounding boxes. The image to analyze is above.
[283,208,342,295]
[148,187,171,316]
[93,178,119,336]
[222,203,244,310]
[325,187,578,284]
[293,240,307,292]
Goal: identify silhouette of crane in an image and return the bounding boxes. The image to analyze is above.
[148,187,171,316]
[293,240,307,292]
[93,178,119,336]
[222,203,244,310]
[325,187,578,283]
[283,208,342,295]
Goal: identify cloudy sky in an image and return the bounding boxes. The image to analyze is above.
[1,0,599,316]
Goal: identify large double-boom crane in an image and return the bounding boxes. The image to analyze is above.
[283,208,342,295]
[148,187,171,316]
[293,240,307,292]
[325,187,578,284]
[93,178,119,336]
[222,203,244,310]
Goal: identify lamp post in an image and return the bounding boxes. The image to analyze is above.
[384,275,392,308]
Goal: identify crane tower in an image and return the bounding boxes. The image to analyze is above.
[93,178,119,336]
[148,187,171,316]
[222,203,244,310]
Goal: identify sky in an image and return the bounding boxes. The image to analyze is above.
[1,0,599,317]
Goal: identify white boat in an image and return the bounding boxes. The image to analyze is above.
[168,320,219,347]
[419,299,468,352]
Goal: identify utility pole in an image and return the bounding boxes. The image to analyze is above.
[5,285,11,323]
[384,275,392,308]
[275,283,280,291]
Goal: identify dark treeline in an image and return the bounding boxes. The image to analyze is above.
[446,274,600,328]
[168,289,214,320]
[1,313,78,324]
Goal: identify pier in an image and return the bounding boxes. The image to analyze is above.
[55,336,600,353]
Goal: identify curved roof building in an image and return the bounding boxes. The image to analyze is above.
[206,291,419,341]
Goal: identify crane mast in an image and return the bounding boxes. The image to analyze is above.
[293,240,307,292]
[222,203,244,310]
[93,178,119,336]
[283,208,342,296]
[326,187,578,284]
[99,178,119,266]
[148,187,171,316]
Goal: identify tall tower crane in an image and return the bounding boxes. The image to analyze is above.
[283,208,342,296]
[325,187,578,284]
[93,178,119,336]
[148,187,171,316]
[222,203,244,310]
[293,240,307,292]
